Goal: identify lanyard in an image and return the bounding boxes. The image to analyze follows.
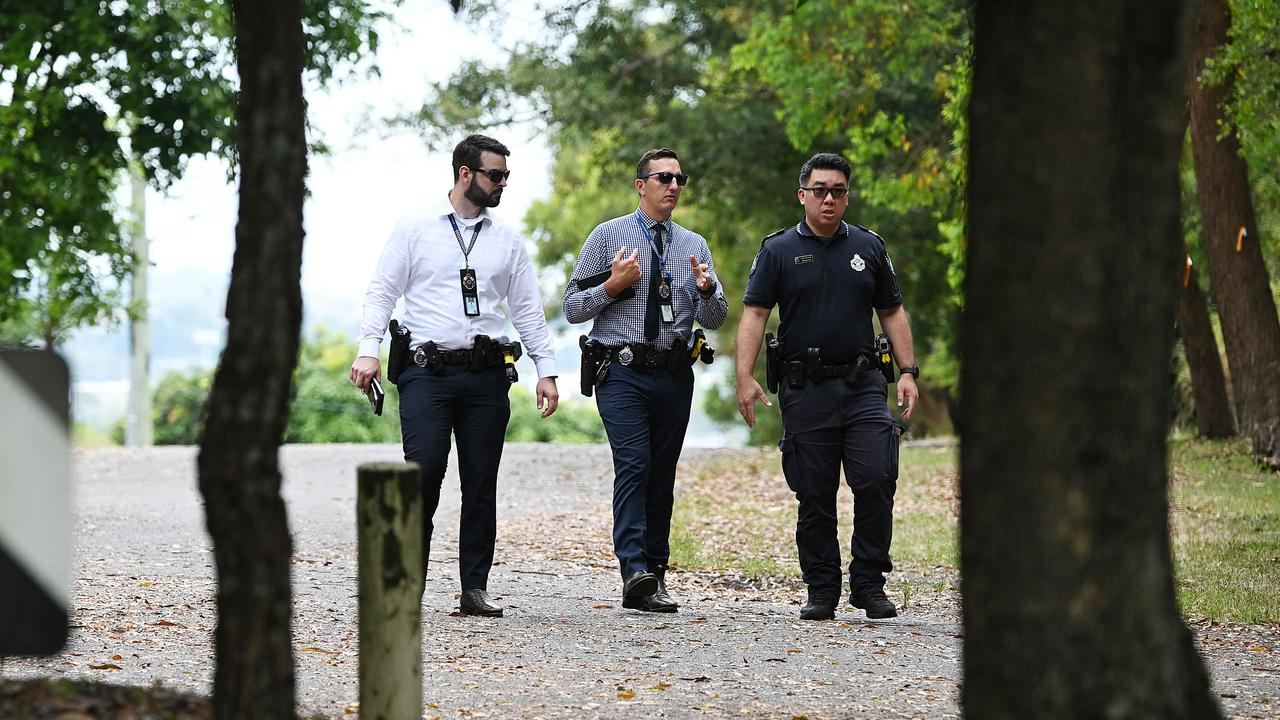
[634,214,669,275]
[448,214,482,268]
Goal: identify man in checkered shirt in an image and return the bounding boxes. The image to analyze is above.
[563,147,727,613]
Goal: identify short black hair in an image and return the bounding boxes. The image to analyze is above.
[799,152,851,186]
[636,147,680,178]
[453,134,510,182]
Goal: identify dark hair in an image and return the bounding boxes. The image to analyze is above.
[798,152,852,186]
[636,147,680,178]
[453,134,510,182]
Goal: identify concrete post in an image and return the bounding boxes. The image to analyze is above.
[357,462,423,719]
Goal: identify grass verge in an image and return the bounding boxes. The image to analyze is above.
[674,437,1280,624]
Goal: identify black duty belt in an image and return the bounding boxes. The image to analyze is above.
[783,355,878,384]
[412,345,503,369]
[607,343,687,373]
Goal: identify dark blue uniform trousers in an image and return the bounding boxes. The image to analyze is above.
[595,364,694,579]
[397,364,511,591]
[779,370,900,601]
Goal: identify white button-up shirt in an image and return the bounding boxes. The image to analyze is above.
[358,196,558,379]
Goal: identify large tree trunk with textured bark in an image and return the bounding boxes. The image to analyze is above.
[961,2,1222,719]
[1188,0,1280,468]
[195,1,306,717]
[1177,243,1235,438]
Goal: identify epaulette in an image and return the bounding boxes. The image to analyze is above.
[759,227,787,249]
[853,223,886,244]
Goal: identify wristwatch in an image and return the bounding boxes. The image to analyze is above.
[899,366,920,379]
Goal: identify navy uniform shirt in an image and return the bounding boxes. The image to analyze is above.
[742,219,903,363]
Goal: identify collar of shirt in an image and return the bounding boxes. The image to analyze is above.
[435,195,490,231]
[796,219,849,239]
[635,207,673,238]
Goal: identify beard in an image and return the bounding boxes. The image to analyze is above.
[465,181,501,208]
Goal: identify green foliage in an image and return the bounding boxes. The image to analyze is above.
[404,0,973,445]
[283,327,401,444]
[145,328,602,445]
[151,366,214,445]
[0,1,391,346]
[733,0,972,389]
[1201,0,1280,271]
[505,385,607,443]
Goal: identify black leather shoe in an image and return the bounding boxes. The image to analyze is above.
[622,566,678,612]
[800,600,836,621]
[621,571,659,603]
[851,588,897,619]
[459,589,503,617]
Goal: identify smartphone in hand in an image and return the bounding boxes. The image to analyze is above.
[366,377,384,416]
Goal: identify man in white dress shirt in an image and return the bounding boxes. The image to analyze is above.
[350,134,559,618]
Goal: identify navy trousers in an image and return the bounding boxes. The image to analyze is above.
[397,364,510,591]
[778,370,900,601]
[595,363,694,578]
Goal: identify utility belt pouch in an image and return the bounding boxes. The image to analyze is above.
[413,341,444,373]
[387,319,411,385]
[805,348,823,384]
[845,355,870,385]
[469,335,495,373]
[764,332,781,393]
[579,335,601,397]
[784,361,806,389]
[875,333,895,385]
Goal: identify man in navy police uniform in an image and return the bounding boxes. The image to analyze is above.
[735,152,918,621]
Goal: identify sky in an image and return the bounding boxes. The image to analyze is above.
[144,1,553,323]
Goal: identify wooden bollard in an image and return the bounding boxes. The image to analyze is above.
[357,462,423,719]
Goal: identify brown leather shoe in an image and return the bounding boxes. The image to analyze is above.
[459,589,503,617]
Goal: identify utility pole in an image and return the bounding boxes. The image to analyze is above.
[126,165,152,447]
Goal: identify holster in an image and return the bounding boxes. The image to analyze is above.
[687,328,715,366]
[875,333,895,385]
[764,332,781,393]
[496,336,522,384]
[387,319,411,385]
[579,336,603,397]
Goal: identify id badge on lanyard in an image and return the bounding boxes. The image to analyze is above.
[460,268,480,317]
[450,215,483,317]
[658,271,675,323]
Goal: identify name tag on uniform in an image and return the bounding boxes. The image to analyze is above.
[658,272,675,323]
[794,254,815,265]
[460,268,480,316]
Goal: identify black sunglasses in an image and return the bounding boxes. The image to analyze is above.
[639,171,689,187]
[800,186,849,199]
[470,167,511,183]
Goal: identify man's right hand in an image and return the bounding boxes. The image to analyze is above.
[736,377,772,428]
[350,356,381,391]
[604,246,641,297]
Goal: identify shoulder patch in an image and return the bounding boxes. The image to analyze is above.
[759,227,787,249]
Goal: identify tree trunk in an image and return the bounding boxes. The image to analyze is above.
[1176,245,1235,438]
[1188,0,1280,468]
[961,2,1221,719]
[195,1,306,718]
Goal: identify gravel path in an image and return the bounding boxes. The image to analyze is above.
[3,444,1276,719]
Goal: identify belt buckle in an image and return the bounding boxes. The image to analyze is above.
[618,345,635,367]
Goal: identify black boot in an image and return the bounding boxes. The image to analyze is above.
[850,587,897,619]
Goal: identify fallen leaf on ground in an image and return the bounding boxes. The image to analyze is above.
[88,663,121,670]
[593,604,613,609]
[299,647,339,655]
[616,690,635,700]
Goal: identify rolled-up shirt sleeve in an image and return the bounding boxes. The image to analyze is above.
[562,226,616,324]
[692,241,727,330]
[357,222,411,359]
[507,239,559,378]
